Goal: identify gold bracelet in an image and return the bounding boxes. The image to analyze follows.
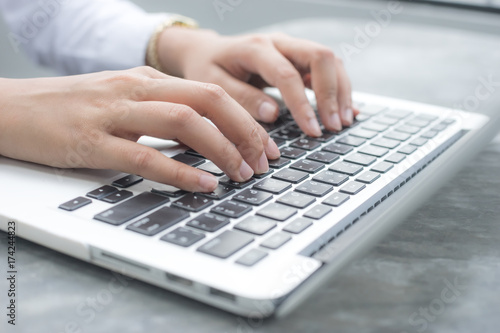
[146,14,199,74]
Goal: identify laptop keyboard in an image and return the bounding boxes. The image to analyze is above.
[59,103,458,266]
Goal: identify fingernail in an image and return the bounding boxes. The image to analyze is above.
[342,108,353,125]
[308,118,322,137]
[258,102,277,122]
[257,152,269,174]
[266,139,281,159]
[239,160,254,180]
[199,173,218,192]
[329,113,342,131]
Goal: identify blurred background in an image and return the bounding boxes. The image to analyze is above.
[1,0,499,78]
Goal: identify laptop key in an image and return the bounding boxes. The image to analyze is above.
[253,169,274,179]
[371,161,394,173]
[406,119,430,128]
[398,145,417,155]
[395,125,420,134]
[409,137,428,147]
[295,181,333,197]
[280,146,307,159]
[385,153,406,164]
[322,142,353,155]
[305,131,337,143]
[290,159,325,174]
[197,161,224,176]
[356,171,380,184]
[234,216,277,235]
[272,168,309,184]
[171,193,213,212]
[277,192,316,209]
[59,197,92,211]
[329,161,363,176]
[268,157,291,169]
[94,192,169,225]
[185,149,204,158]
[336,136,366,147]
[161,227,205,247]
[171,153,205,167]
[358,145,389,157]
[151,185,187,198]
[374,117,399,126]
[127,206,190,236]
[253,178,292,194]
[102,190,133,203]
[260,232,292,250]
[383,131,411,142]
[372,138,400,149]
[361,122,389,132]
[112,174,143,188]
[340,181,366,195]
[235,249,268,267]
[283,218,313,233]
[219,176,256,189]
[431,124,447,132]
[349,128,378,139]
[272,138,287,147]
[306,151,340,164]
[323,192,350,207]
[303,205,332,220]
[86,185,118,199]
[233,188,273,206]
[257,203,297,221]
[313,170,349,186]
[211,200,252,218]
[198,185,236,200]
[421,130,439,139]
[197,230,254,259]
[344,153,377,166]
[290,138,321,151]
[186,213,229,232]
[272,128,302,140]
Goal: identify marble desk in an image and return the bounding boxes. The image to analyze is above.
[1,4,500,333]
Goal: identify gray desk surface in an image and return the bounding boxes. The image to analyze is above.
[1,4,500,333]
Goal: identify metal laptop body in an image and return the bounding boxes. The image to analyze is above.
[0,91,494,317]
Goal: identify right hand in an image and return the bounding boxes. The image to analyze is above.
[0,67,280,192]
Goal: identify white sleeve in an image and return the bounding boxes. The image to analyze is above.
[0,0,170,75]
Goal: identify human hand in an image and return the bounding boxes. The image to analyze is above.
[157,28,359,137]
[0,67,280,192]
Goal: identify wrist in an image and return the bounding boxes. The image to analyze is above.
[146,15,199,76]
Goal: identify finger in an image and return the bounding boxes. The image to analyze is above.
[234,38,322,137]
[335,60,354,126]
[271,35,354,128]
[208,66,280,123]
[139,78,280,169]
[115,101,257,182]
[97,136,218,192]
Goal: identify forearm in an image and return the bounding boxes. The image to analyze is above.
[0,0,169,75]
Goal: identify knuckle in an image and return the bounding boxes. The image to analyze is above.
[132,148,155,171]
[246,34,271,46]
[313,47,336,63]
[200,83,228,101]
[276,66,300,82]
[168,105,197,128]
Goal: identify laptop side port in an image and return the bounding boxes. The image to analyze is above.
[166,273,193,287]
[209,287,236,302]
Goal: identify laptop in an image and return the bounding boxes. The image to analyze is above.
[0,88,496,317]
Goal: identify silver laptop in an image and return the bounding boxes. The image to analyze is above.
[0,89,495,317]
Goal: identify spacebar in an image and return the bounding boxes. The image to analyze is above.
[94,192,169,225]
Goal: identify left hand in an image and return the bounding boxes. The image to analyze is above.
[156,28,359,137]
